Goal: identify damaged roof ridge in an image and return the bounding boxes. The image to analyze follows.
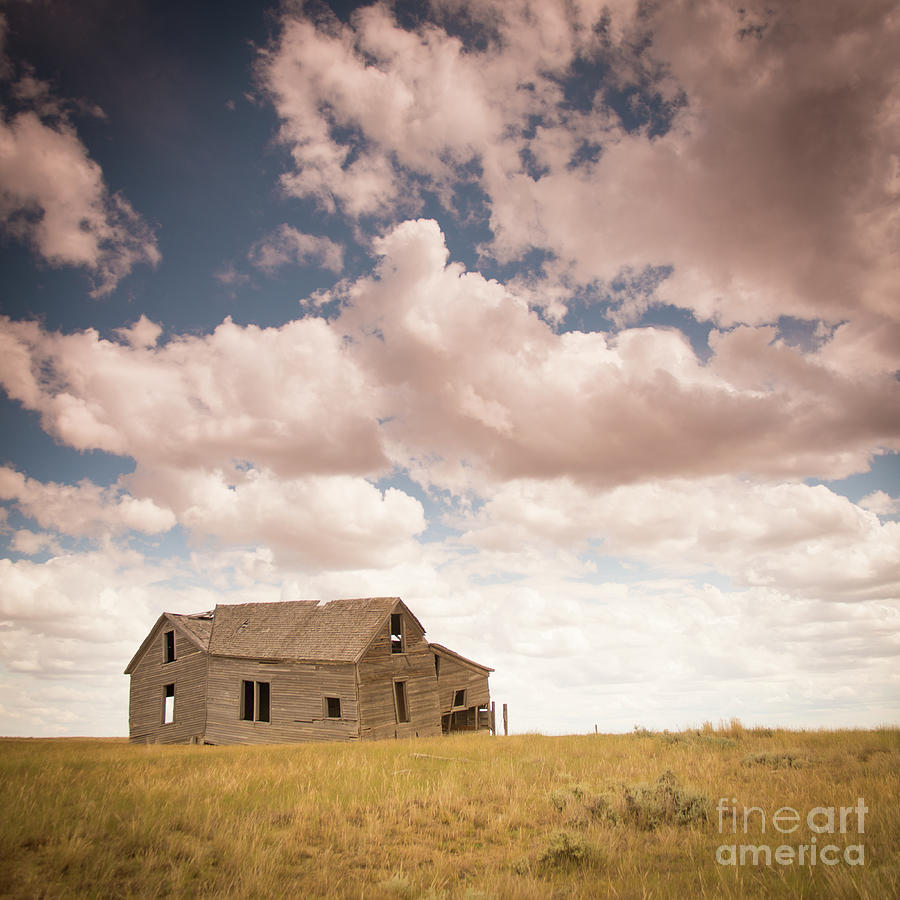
[205,597,409,663]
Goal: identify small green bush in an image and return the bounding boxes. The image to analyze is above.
[539,831,592,868]
[693,734,737,749]
[549,788,571,812]
[552,771,709,831]
[857,746,891,762]
[741,752,804,769]
[611,771,709,830]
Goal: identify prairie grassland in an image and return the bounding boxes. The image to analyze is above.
[0,725,897,899]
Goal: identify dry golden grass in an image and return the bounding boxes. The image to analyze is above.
[0,724,897,898]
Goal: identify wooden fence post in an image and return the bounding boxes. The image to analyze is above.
[491,701,496,735]
[502,702,508,737]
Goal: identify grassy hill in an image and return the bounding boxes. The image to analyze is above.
[1,724,897,898]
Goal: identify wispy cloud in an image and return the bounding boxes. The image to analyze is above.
[248,224,344,273]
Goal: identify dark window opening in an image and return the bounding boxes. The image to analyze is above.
[326,697,342,718]
[241,680,254,721]
[257,681,270,723]
[163,683,175,724]
[394,680,409,723]
[453,689,466,708]
[164,630,175,663]
[241,680,270,722]
[390,613,404,654]
[434,653,440,678]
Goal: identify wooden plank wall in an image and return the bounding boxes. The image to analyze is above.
[357,614,442,740]
[435,654,491,714]
[204,657,360,744]
[128,623,208,744]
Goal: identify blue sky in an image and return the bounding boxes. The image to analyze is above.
[0,0,898,736]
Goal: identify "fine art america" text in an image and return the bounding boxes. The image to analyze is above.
[715,797,867,867]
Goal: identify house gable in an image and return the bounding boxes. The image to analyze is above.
[353,598,427,663]
[126,613,210,744]
[124,611,212,675]
[355,599,441,740]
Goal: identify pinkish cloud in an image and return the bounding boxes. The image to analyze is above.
[249,224,344,274]
[337,219,900,489]
[0,314,387,478]
[0,111,159,295]
[127,467,425,569]
[263,0,899,335]
[0,466,175,537]
[2,219,899,504]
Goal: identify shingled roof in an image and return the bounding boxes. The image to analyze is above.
[207,597,419,663]
[168,611,214,651]
[124,598,426,673]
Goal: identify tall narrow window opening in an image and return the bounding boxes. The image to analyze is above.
[163,683,175,724]
[164,630,175,663]
[394,680,409,723]
[434,653,440,678]
[390,613,404,654]
[325,697,342,719]
[257,681,270,723]
[241,680,254,721]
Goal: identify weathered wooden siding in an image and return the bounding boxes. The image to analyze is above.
[204,657,360,744]
[357,610,442,740]
[128,622,208,744]
[435,652,491,713]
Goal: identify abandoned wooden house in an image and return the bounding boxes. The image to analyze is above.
[124,597,493,744]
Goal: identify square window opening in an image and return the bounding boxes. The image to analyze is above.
[453,689,467,709]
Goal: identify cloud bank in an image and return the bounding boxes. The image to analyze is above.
[0,0,898,736]
[264,0,900,332]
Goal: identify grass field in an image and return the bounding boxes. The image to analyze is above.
[0,724,897,898]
